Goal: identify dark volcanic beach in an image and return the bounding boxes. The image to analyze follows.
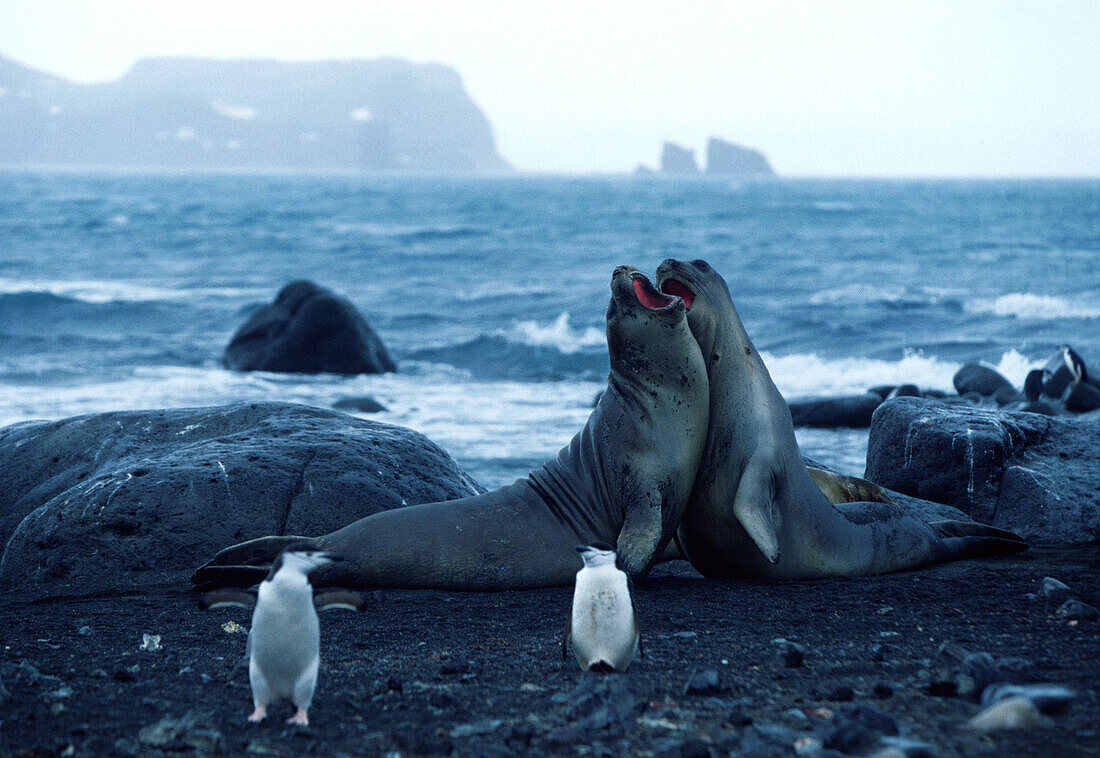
[2,548,1097,757]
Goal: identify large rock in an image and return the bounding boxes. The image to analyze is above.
[660,142,699,174]
[704,137,775,176]
[865,397,1100,544]
[0,402,481,598]
[953,364,1017,399]
[788,393,883,428]
[224,281,396,375]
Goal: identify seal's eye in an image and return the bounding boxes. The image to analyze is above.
[690,259,712,272]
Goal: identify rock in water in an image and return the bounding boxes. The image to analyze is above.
[788,393,883,428]
[0,402,480,598]
[225,281,396,375]
[952,364,1016,398]
[660,142,699,174]
[704,138,775,176]
[865,397,1100,544]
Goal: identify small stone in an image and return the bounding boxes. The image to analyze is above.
[1056,599,1099,621]
[673,631,698,639]
[927,678,957,697]
[448,719,502,739]
[653,737,712,758]
[981,683,1076,715]
[968,695,1042,732]
[684,669,724,696]
[726,698,753,727]
[782,707,810,726]
[1038,577,1073,604]
[138,711,224,753]
[872,682,894,699]
[140,634,162,652]
[825,685,855,702]
[956,652,999,701]
[794,736,823,755]
[822,703,899,753]
[77,626,93,636]
[777,640,805,668]
[870,643,890,662]
[221,621,243,634]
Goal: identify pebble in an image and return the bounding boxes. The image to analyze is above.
[1039,577,1074,604]
[725,698,754,727]
[872,682,894,699]
[1056,598,1099,621]
[138,711,224,753]
[968,695,1042,732]
[653,737,712,758]
[776,639,806,668]
[876,738,942,758]
[77,626,93,636]
[684,669,724,696]
[955,652,999,701]
[870,643,890,663]
[825,685,855,702]
[981,683,1076,715]
[822,703,899,753]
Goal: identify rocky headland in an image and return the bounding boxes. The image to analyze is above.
[0,55,509,172]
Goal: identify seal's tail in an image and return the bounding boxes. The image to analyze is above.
[930,520,1029,559]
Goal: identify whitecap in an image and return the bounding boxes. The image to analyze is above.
[0,277,267,304]
[965,293,1100,321]
[811,200,856,212]
[505,312,605,353]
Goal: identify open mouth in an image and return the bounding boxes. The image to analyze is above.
[659,279,695,309]
[632,274,680,311]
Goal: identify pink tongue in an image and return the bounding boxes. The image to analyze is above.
[660,279,695,309]
[633,278,674,310]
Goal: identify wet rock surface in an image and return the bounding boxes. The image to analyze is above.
[1,548,1096,757]
[0,402,481,598]
[865,396,1100,544]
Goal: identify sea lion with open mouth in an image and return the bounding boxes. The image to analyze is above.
[193,266,708,590]
[656,258,1026,579]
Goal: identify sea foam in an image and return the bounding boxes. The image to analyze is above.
[966,293,1100,321]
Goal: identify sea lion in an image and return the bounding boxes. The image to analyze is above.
[193,266,708,590]
[655,258,1026,579]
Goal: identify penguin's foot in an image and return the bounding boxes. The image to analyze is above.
[247,705,267,723]
[287,707,309,726]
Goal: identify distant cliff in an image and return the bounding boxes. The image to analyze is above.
[0,56,510,172]
[643,137,774,177]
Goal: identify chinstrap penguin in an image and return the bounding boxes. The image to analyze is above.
[1061,344,1088,383]
[245,544,341,725]
[564,542,642,672]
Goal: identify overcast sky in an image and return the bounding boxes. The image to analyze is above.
[2,0,1097,176]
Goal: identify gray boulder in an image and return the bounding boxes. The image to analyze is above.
[952,364,1016,399]
[788,393,883,428]
[0,402,481,598]
[865,397,1100,544]
[225,281,396,375]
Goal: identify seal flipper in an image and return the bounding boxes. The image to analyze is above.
[930,520,1029,560]
[615,491,665,576]
[192,565,271,592]
[732,460,782,564]
[191,535,319,589]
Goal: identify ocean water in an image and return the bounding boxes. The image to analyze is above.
[1,170,1098,488]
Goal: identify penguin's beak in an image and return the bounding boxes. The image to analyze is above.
[320,552,344,563]
[574,544,590,553]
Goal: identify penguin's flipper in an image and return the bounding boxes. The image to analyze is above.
[198,589,257,610]
[562,617,572,662]
[191,565,271,592]
[314,589,366,612]
[930,520,1029,559]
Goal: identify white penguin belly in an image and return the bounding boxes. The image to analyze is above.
[571,572,637,671]
[251,588,320,697]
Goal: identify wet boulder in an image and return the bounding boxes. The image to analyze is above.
[953,364,1016,400]
[788,393,883,428]
[0,402,480,599]
[224,280,396,375]
[865,397,1100,544]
